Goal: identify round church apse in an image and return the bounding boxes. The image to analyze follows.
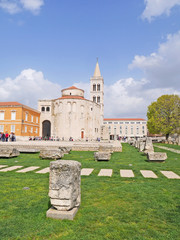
[42,120,51,138]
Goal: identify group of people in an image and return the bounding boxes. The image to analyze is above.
[0,132,16,142]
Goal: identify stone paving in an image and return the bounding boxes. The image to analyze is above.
[160,171,180,179]
[16,166,40,173]
[154,145,180,154]
[140,170,158,178]
[0,165,8,169]
[120,170,134,178]
[36,167,50,174]
[81,168,94,176]
[98,169,113,177]
[0,166,23,172]
[0,165,180,179]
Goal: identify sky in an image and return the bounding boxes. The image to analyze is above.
[0,0,180,119]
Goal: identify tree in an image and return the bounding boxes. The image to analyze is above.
[147,95,180,139]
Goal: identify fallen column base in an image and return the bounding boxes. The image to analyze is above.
[46,207,79,220]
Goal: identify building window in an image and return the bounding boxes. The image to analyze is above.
[35,128,38,133]
[97,96,100,103]
[25,113,28,121]
[142,126,145,135]
[109,126,111,133]
[31,115,33,122]
[31,127,33,133]
[137,126,139,135]
[93,96,96,102]
[25,126,27,133]
[125,126,128,135]
[114,122,118,124]
[36,117,38,123]
[11,111,16,120]
[103,122,107,124]
[119,122,123,124]
[0,111,4,120]
[41,107,45,112]
[131,122,135,124]
[125,122,129,124]
[136,122,140,124]
[0,125,4,132]
[108,122,112,124]
[11,125,15,133]
[131,126,133,134]
[46,107,50,112]
[97,84,100,91]
[93,84,96,91]
[120,126,122,135]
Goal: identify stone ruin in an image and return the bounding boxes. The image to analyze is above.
[94,144,113,161]
[128,137,168,162]
[39,147,71,160]
[0,147,20,158]
[46,160,81,220]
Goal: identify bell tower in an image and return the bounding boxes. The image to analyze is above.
[90,59,104,123]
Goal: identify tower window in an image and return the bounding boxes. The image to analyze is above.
[41,107,45,112]
[97,96,100,103]
[97,84,100,91]
[46,107,50,112]
[93,84,96,91]
[93,96,96,102]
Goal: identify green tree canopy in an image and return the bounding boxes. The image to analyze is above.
[147,95,180,139]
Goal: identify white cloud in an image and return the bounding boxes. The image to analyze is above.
[104,78,179,118]
[129,31,180,89]
[0,69,61,109]
[0,0,44,14]
[142,0,180,21]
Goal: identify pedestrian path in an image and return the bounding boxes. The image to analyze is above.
[0,165,180,179]
[154,145,180,154]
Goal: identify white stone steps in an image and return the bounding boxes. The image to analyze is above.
[98,169,112,177]
[140,170,158,178]
[120,170,134,178]
[36,167,50,174]
[81,168,94,176]
[0,165,8,169]
[0,166,23,172]
[160,171,180,179]
[16,166,40,173]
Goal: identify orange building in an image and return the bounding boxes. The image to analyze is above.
[0,102,40,139]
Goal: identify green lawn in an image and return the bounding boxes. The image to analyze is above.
[0,143,179,240]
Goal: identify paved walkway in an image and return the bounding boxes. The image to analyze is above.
[0,165,179,179]
[154,145,180,154]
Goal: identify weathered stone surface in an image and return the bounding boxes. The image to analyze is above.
[98,144,113,153]
[39,149,64,160]
[59,147,71,154]
[147,152,167,162]
[46,207,79,220]
[98,169,113,177]
[0,148,20,158]
[140,170,158,178]
[81,168,94,176]
[139,142,145,152]
[160,171,180,179]
[144,137,154,154]
[112,141,122,152]
[94,152,111,161]
[18,149,40,153]
[48,160,81,211]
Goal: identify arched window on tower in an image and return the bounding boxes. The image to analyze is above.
[97,84,100,91]
[97,96,100,103]
[41,107,45,112]
[93,84,96,91]
[93,96,96,102]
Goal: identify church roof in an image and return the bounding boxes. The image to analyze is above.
[104,118,146,121]
[58,96,85,100]
[61,86,84,92]
[94,60,101,77]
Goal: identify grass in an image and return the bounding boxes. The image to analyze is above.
[0,143,179,240]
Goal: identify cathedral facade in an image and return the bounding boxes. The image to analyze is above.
[38,61,106,141]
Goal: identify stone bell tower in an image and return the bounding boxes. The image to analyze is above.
[90,59,104,123]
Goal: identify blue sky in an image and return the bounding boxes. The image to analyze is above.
[0,0,180,118]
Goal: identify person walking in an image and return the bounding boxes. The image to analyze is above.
[5,132,9,142]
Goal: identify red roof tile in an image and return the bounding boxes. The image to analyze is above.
[58,96,85,100]
[0,102,23,106]
[62,86,84,92]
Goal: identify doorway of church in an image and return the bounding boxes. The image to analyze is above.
[81,130,84,139]
[42,120,51,139]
